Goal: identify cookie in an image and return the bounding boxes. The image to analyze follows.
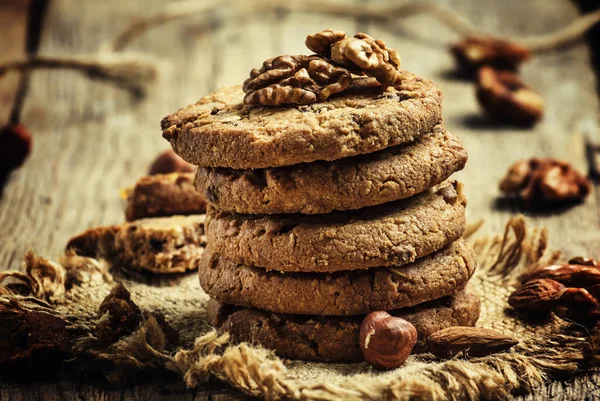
[206,181,466,273]
[124,173,206,221]
[196,127,467,214]
[200,239,475,315]
[162,71,442,169]
[207,291,480,362]
[66,215,206,274]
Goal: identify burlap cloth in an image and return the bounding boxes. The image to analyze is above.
[1,216,598,400]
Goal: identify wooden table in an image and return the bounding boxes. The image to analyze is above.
[1,0,599,399]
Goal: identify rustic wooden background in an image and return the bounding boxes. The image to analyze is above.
[1,0,600,399]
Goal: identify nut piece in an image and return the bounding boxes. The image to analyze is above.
[0,124,32,175]
[330,33,402,86]
[476,67,544,126]
[499,158,590,209]
[148,149,194,175]
[508,279,566,312]
[359,311,417,369]
[451,35,530,75]
[95,283,142,344]
[243,55,352,106]
[427,326,519,358]
[305,29,347,57]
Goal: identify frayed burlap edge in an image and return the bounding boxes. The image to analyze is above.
[1,215,598,401]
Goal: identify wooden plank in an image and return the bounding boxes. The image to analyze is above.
[0,0,30,125]
[1,0,600,400]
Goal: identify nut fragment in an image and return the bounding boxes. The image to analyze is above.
[243,55,352,106]
[508,279,566,312]
[359,311,416,369]
[94,283,142,344]
[451,35,530,75]
[305,29,347,57]
[476,67,544,126]
[148,149,194,175]
[499,158,590,209]
[330,33,402,86]
[427,327,519,358]
[0,124,32,175]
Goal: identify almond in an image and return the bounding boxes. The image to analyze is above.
[557,287,598,310]
[521,264,600,287]
[508,279,566,312]
[568,256,599,267]
[520,264,580,285]
[427,326,519,358]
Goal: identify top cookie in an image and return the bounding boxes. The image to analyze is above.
[161,70,442,169]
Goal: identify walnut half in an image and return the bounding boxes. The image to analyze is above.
[307,30,402,87]
[499,158,591,209]
[243,30,402,106]
[242,55,352,106]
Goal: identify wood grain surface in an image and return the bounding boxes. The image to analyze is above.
[1,0,599,399]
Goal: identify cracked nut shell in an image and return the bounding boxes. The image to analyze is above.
[359,311,417,369]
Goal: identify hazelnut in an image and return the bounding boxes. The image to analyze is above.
[359,311,417,369]
[451,35,530,76]
[476,67,544,127]
[0,123,32,174]
[148,149,194,175]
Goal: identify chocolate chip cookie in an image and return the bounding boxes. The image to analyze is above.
[162,70,442,169]
[206,181,466,273]
[66,215,206,274]
[196,126,467,214]
[207,290,480,362]
[124,173,206,221]
[200,239,475,315]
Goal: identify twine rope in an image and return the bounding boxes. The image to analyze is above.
[1,0,600,92]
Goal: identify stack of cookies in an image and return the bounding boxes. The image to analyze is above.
[162,31,480,362]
